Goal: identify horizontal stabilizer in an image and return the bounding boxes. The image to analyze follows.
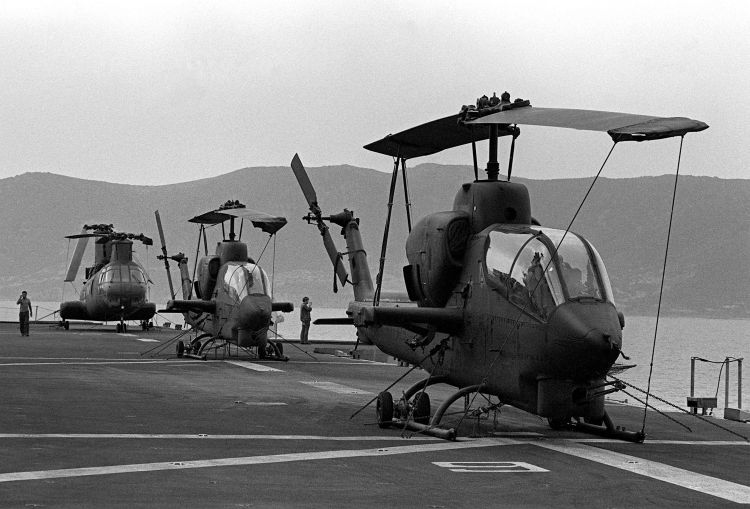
[313,317,354,326]
[359,306,464,334]
[161,299,216,314]
[272,301,294,313]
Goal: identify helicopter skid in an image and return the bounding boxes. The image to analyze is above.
[388,418,457,441]
[573,411,645,443]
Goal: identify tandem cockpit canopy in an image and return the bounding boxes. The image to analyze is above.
[222,262,271,302]
[485,226,614,321]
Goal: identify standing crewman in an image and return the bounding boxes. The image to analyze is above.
[16,290,32,336]
[300,296,312,344]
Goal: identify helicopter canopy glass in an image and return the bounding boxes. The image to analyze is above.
[222,262,270,302]
[485,226,613,320]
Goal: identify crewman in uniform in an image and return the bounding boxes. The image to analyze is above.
[300,296,312,344]
[16,290,32,336]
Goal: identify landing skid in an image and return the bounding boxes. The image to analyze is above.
[175,334,288,362]
[375,378,645,443]
[572,412,645,443]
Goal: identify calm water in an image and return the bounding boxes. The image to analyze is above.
[5,301,747,411]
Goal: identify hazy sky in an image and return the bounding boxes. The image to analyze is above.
[1,0,748,184]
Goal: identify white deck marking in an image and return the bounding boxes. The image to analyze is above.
[224,360,284,372]
[532,439,750,504]
[0,438,509,483]
[434,461,548,473]
[135,338,160,343]
[0,360,204,367]
[300,381,374,395]
[0,433,435,440]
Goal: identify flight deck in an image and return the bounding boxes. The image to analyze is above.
[0,323,748,508]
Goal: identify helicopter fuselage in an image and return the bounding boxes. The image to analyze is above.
[60,259,155,323]
[351,226,623,421]
[338,178,624,423]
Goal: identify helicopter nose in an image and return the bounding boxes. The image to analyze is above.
[546,302,622,378]
[237,294,273,331]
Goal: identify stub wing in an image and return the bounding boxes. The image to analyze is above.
[160,299,216,314]
[355,306,464,335]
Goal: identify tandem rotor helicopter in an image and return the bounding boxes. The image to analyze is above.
[155,200,294,360]
[60,224,156,332]
[291,91,707,442]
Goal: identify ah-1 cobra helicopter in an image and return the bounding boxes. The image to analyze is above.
[155,200,294,360]
[291,91,707,442]
[60,224,156,333]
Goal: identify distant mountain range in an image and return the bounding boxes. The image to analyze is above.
[1,165,748,319]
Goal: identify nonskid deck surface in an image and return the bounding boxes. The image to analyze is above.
[0,323,748,508]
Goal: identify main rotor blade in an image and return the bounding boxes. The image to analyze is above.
[322,228,348,286]
[291,153,318,208]
[64,230,89,282]
[154,210,176,300]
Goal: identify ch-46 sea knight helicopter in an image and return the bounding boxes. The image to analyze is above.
[291,91,708,442]
[155,200,294,360]
[60,224,156,332]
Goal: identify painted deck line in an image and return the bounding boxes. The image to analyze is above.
[575,439,750,446]
[224,360,284,372]
[135,338,160,343]
[0,438,508,483]
[531,439,750,504]
[0,360,204,367]
[0,433,437,440]
[300,380,374,395]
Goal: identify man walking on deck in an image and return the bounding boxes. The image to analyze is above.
[17,291,32,336]
[300,296,312,344]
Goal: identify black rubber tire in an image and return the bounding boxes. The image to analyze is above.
[258,344,267,360]
[176,340,185,358]
[116,323,122,333]
[63,321,69,330]
[412,392,431,425]
[376,391,394,428]
[275,341,284,355]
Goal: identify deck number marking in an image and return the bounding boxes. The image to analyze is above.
[433,461,548,473]
[225,361,284,372]
[300,381,373,395]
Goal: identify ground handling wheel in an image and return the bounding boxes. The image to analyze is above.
[376,391,394,428]
[412,392,431,425]
[176,340,185,358]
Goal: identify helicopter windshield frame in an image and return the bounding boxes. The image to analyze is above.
[485,226,613,321]
[222,262,270,303]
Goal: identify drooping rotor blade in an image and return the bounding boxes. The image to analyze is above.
[64,229,89,282]
[155,210,175,300]
[65,233,106,239]
[188,208,287,235]
[322,229,348,286]
[291,153,319,208]
[290,154,348,287]
[464,106,708,142]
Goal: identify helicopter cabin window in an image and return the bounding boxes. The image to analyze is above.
[223,262,269,302]
[101,268,115,283]
[130,267,146,284]
[538,228,610,302]
[486,230,564,320]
